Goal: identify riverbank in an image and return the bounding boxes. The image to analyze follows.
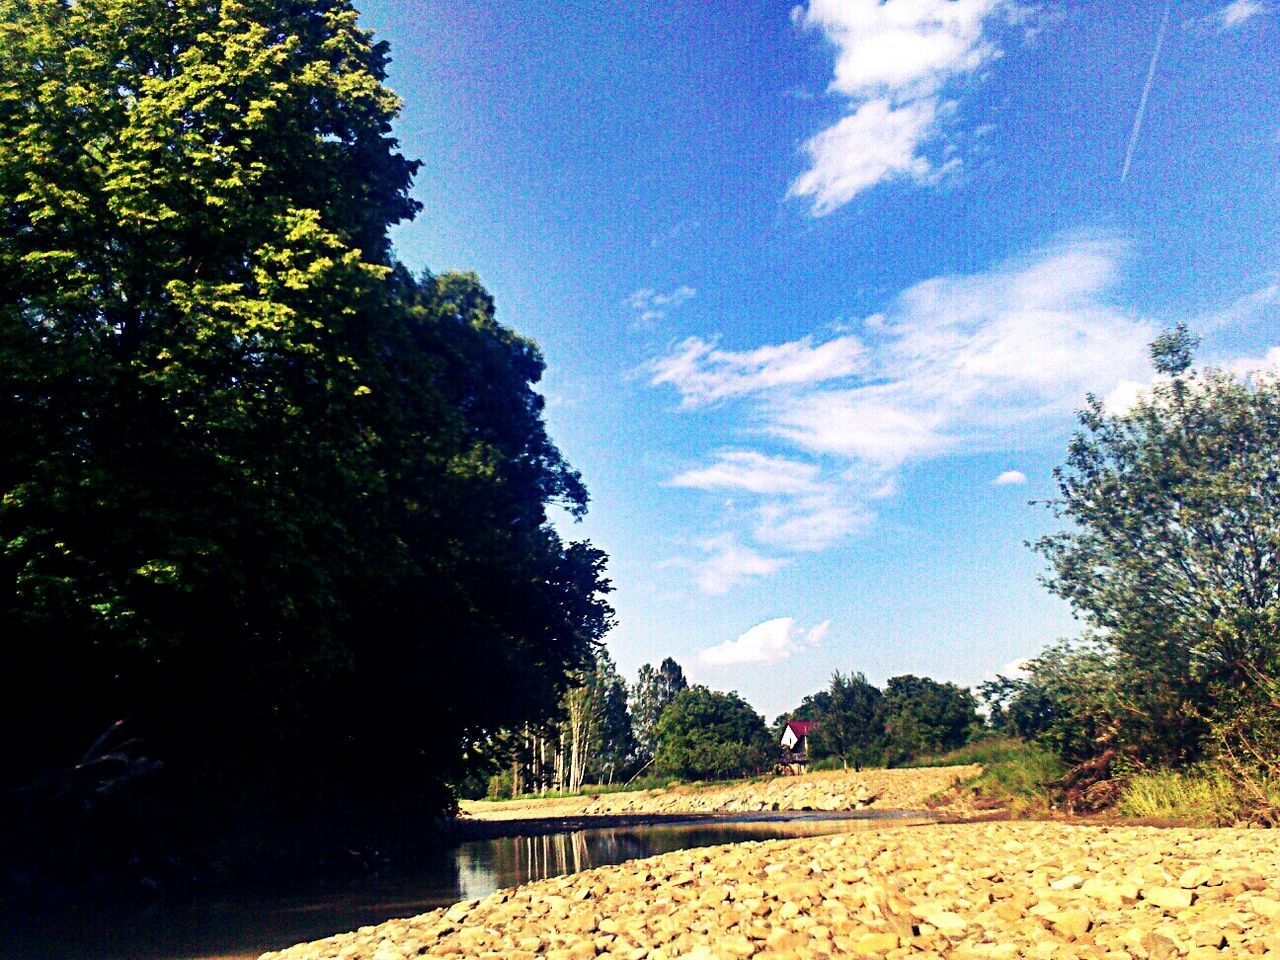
[261,820,1280,960]
[460,766,981,823]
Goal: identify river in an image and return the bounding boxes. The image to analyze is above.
[4,811,929,960]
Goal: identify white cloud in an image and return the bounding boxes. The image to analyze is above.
[651,235,1280,595]
[626,285,696,328]
[669,451,822,496]
[992,470,1027,485]
[753,495,868,552]
[1219,0,1267,28]
[688,536,787,596]
[700,617,830,667]
[998,657,1031,679]
[769,384,951,463]
[790,0,1014,213]
[1102,378,1160,415]
[650,333,867,406]
[790,99,941,215]
[650,236,1163,592]
[1223,346,1280,377]
[763,237,1155,464]
[669,453,868,561]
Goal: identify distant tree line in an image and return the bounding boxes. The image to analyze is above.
[485,658,986,797]
[779,672,980,771]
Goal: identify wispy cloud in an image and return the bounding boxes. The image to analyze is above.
[650,334,867,406]
[789,0,1016,214]
[652,235,1162,591]
[657,236,1155,464]
[992,470,1027,486]
[670,451,822,496]
[685,535,788,596]
[650,218,702,249]
[753,495,868,552]
[1195,281,1280,329]
[1218,0,1268,28]
[669,451,867,567]
[700,617,830,667]
[764,237,1155,464]
[626,285,696,329]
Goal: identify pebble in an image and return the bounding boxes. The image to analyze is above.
[260,821,1280,960]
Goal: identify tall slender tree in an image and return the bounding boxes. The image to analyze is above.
[631,657,688,761]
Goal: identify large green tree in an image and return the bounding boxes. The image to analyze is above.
[1034,325,1280,763]
[653,686,771,780]
[0,0,611,889]
[881,675,979,764]
[796,671,885,770]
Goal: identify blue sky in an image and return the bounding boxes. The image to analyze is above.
[360,0,1280,719]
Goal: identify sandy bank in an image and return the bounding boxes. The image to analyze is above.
[459,766,980,823]
[260,821,1280,959]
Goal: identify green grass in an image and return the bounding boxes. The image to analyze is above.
[1116,765,1280,826]
[916,737,1067,814]
[913,736,1054,769]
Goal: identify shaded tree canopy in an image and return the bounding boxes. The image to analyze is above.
[0,0,611,894]
[654,686,770,781]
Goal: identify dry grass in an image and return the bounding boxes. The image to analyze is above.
[1116,766,1280,826]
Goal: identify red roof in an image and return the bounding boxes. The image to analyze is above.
[786,720,816,736]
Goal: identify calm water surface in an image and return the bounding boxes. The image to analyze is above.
[5,811,929,960]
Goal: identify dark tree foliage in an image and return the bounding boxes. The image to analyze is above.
[0,0,611,897]
[591,657,639,782]
[882,675,979,764]
[653,686,771,781]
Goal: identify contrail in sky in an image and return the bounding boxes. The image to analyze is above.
[1121,0,1173,184]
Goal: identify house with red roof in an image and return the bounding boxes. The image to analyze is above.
[777,719,815,775]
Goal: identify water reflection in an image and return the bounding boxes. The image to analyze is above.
[5,812,929,960]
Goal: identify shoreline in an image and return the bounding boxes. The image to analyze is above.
[450,807,938,842]
[260,820,1280,960]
